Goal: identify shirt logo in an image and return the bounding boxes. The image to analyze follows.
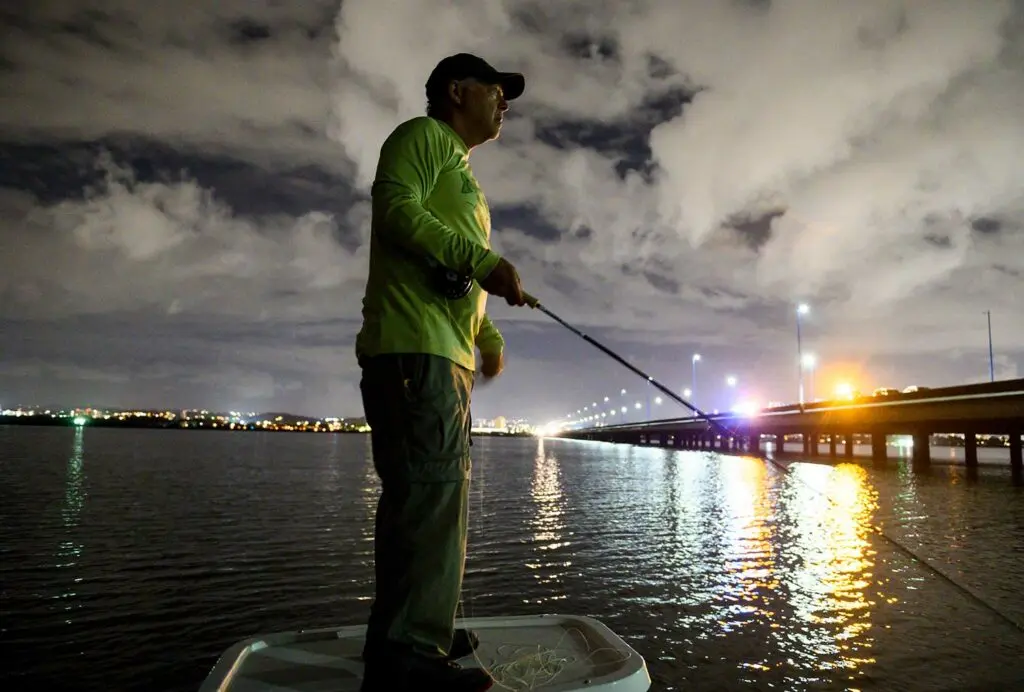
[460,173,476,194]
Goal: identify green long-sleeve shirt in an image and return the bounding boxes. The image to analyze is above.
[355,116,504,371]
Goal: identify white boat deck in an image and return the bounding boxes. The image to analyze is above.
[200,614,651,691]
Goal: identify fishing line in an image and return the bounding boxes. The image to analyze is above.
[522,291,1024,636]
[522,293,731,435]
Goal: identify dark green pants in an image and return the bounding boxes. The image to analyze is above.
[359,353,474,659]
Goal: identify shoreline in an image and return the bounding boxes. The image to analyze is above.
[0,416,533,437]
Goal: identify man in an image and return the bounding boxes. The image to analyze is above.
[355,53,528,692]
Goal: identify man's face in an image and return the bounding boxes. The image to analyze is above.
[459,79,509,143]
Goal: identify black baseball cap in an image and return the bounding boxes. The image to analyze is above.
[425,53,525,103]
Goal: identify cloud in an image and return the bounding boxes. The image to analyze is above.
[0,0,342,169]
[328,1,1024,334]
[1,0,1023,417]
[0,156,367,321]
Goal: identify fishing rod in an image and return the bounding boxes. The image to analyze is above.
[522,292,738,438]
[521,290,1024,635]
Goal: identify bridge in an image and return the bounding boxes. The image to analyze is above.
[555,378,1024,472]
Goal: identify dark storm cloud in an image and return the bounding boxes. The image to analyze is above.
[0,140,361,224]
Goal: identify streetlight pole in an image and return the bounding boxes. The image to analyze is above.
[986,310,995,382]
[796,304,809,407]
[691,353,701,412]
[802,353,816,402]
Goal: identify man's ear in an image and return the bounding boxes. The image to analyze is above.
[447,80,463,106]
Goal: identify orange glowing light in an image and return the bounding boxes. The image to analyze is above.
[835,382,855,400]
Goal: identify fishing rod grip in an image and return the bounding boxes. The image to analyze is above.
[522,291,540,309]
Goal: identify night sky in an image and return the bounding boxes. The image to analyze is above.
[2,1,1022,424]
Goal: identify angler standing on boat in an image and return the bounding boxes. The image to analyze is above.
[354,53,528,691]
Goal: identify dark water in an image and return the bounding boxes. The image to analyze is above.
[3,426,1024,691]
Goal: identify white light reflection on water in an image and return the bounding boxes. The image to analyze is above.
[357,441,382,584]
[714,457,775,635]
[56,426,86,623]
[525,438,571,603]
[661,450,726,613]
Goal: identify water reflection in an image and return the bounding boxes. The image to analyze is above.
[526,439,570,602]
[360,439,380,518]
[57,426,86,622]
[780,463,879,680]
[715,458,775,633]
[661,451,722,612]
[358,440,379,573]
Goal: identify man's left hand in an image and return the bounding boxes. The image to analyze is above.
[481,351,504,380]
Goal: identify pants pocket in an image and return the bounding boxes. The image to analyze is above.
[363,354,472,483]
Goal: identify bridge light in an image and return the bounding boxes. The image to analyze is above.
[732,401,758,417]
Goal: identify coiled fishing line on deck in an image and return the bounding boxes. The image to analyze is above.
[460,459,635,690]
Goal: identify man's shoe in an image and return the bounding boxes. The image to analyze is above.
[361,651,493,692]
[446,628,480,660]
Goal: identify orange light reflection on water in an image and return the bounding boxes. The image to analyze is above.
[783,462,881,675]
